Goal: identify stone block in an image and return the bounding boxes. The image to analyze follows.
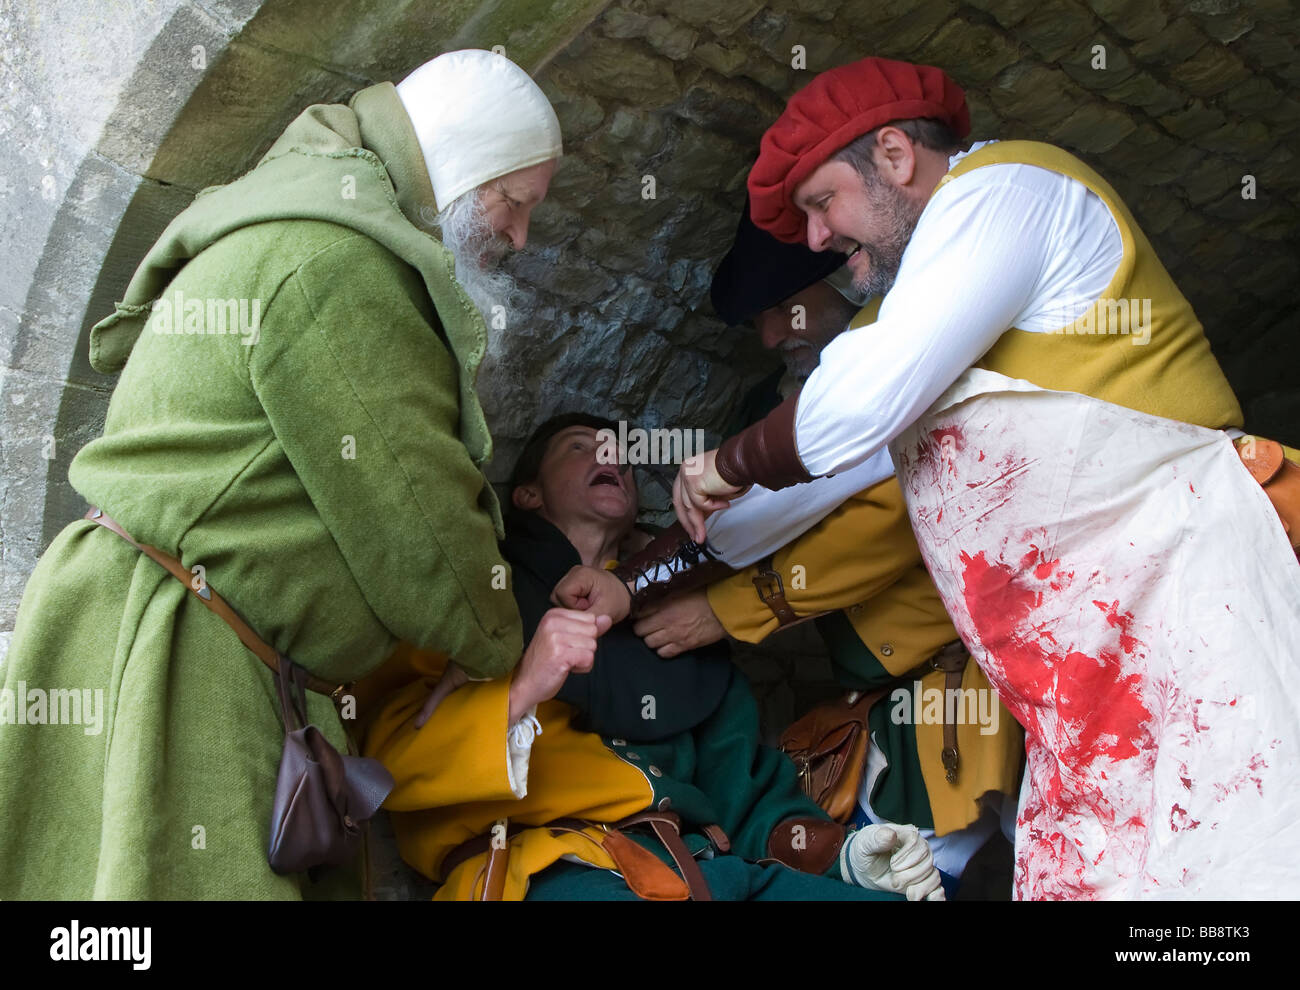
[1168,42,1251,99]
[1192,119,1273,160]
[1131,18,1211,66]
[540,77,606,142]
[658,123,748,194]
[1048,101,1137,153]
[963,0,1039,30]
[599,6,651,39]
[1059,32,1138,91]
[1158,100,1227,141]
[563,38,680,108]
[914,18,1022,84]
[1185,0,1256,45]
[1016,0,1100,62]
[988,62,1088,132]
[692,40,749,77]
[753,15,846,75]
[1101,70,1186,117]
[826,0,961,54]
[646,17,699,61]
[1105,123,1206,186]
[1227,27,1295,71]
[658,0,766,37]
[1238,202,1300,241]
[1129,185,1190,235]
[1178,154,1240,206]
[592,106,669,163]
[674,71,786,146]
[967,98,1004,139]
[1088,0,1168,41]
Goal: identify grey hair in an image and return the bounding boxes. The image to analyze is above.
[832,118,965,182]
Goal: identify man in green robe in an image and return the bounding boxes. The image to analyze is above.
[0,49,575,899]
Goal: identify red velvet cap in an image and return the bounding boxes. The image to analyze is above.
[748,57,970,244]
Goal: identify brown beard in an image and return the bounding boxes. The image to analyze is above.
[852,172,925,298]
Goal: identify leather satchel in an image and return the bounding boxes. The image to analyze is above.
[268,656,394,875]
[779,688,885,823]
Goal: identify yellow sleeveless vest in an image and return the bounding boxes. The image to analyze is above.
[936,141,1243,431]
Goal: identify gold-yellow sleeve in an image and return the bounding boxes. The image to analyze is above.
[706,476,922,643]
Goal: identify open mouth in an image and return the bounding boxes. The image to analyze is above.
[588,467,623,491]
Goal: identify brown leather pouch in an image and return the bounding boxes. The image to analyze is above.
[267,658,394,875]
[599,829,691,901]
[1237,437,1300,551]
[779,689,884,823]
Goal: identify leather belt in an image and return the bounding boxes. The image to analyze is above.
[926,640,969,783]
[84,506,348,700]
[440,810,719,901]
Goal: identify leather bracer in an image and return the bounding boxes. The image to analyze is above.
[715,394,813,491]
[612,522,735,613]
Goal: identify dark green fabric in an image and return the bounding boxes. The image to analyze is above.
[0,83,523,899]
[525,856,901,901]
[603,666,826,863]
[866,689,933,830]
[502,510,733,741]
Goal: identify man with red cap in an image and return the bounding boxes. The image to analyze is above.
[565,57,1300,900]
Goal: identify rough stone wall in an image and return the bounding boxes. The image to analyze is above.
[505,0,1300,485]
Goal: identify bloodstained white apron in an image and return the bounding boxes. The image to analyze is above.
[889,369,1300,900]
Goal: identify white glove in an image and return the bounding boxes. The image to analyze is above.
[840,824,945,901]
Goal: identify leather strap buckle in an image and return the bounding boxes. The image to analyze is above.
[753,558,799,626]
[752,568,784,601]
[941,746,960,783]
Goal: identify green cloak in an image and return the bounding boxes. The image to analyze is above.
[0,82,524,899]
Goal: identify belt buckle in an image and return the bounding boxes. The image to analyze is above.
[752,568,784,604]
[941,747,960,783]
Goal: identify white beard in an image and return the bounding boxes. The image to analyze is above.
[433,188,523,435]
[435,189,517,340]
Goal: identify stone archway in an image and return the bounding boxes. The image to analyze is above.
[4,0,1299,653]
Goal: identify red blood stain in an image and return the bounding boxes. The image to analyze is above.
[1092,600,1143,657]
[1170,804,1201,832]
[978,450,986,462]
[1189,482,1196,494]
[960,549,1156,897]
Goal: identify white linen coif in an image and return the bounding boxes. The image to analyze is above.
[395,49,562,209]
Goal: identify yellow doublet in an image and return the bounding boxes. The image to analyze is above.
[707,476,1022,836]
[356,642,652,900]
[944,141,1243,431]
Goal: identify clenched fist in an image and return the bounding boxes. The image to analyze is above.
[507,608,612,724]
[551,565,633,626]
[840,824,945,901]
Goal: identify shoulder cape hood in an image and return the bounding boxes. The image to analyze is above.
[89,82,495,468]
